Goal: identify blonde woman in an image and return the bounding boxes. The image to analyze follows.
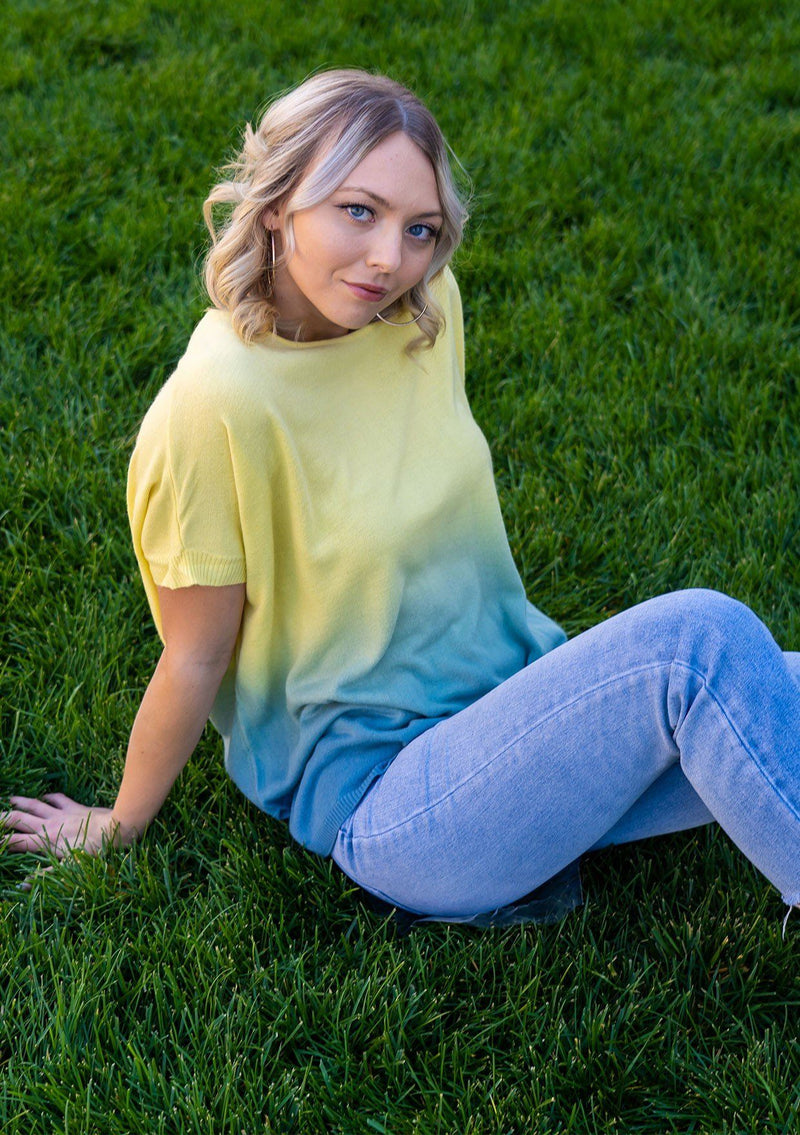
[4,70,800,927]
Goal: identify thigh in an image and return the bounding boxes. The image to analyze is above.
[335,596,798,917]
[335,595,698,916]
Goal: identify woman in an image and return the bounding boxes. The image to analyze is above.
[3,70,799,926]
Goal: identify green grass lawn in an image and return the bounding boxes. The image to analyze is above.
[2,1,799,1131]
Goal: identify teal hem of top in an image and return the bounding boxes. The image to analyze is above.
[300,765,389,858]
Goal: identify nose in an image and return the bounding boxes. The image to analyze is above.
[365,224,403,274]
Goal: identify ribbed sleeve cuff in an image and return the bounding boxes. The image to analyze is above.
[149,550,246,589]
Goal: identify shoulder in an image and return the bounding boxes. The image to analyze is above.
[430,266,465,371]
[440,264,461,298]
[137,310,278,439]
[431,266,464,349]
[433,266,462,315]
[131,311,279,486]
[168,309,270,407]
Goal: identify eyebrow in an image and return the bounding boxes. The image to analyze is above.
[337,185,443,218]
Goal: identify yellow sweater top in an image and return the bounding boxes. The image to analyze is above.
[127,269,566,854]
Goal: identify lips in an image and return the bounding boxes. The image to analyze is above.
[345,281,389,302]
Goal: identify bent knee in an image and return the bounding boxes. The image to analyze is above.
[665,588,772,651]
[676,587,757,622]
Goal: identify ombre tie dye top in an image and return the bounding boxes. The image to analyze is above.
[127,269,566,854]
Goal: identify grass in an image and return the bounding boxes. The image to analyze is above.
[1,0,799,1131]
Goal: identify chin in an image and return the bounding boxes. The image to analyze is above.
[330,309,375,333]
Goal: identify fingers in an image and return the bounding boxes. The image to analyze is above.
[1,795,108,868]
[0,806,69,856]
[2,829,71,858]
[1,809,47,835]
[40,793,79,809]
[3,832,42,853]
[6,797,57,820]
[1,794,85,843]
[1,828,61,855]
[9,793,79,814]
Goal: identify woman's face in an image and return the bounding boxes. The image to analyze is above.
[269,132,443,341]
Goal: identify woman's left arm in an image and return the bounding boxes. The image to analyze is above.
[1,582,245,860]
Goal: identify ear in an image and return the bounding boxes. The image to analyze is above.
[262,207,281,231]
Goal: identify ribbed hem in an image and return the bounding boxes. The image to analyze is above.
[303,766,388,857]
[150,550,246,589]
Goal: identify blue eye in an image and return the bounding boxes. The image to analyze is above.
[408,223,439,243]
[341,203,373,222]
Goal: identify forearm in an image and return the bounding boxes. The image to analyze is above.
[111,650,229,840]
[1,584,243,863]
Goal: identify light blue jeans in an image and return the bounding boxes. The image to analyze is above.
[333,590,800,918]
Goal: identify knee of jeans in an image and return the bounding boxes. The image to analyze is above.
[671,588,767,646]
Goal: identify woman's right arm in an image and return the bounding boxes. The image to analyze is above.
[2,582,245,858]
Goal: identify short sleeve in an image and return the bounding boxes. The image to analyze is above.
[127,360,246,638]
[442,267,466,382]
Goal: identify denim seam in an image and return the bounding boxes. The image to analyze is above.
[350,659,677,842]
[671,658,800,827]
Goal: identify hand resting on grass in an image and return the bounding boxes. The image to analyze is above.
[0,792,129,859]
[2,583,245,876]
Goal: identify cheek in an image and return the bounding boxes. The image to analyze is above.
[292,217,353,268]
[404,245,436,284]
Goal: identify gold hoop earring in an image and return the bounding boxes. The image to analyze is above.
[269,230,277,286]
[376,301,428,326]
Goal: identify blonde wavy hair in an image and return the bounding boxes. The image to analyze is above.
[203,69,469,350]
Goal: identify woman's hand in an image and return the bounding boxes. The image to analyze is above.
[1,584,245,871]
[0,793,122,859]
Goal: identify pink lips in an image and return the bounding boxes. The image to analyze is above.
[345,281,388,302]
